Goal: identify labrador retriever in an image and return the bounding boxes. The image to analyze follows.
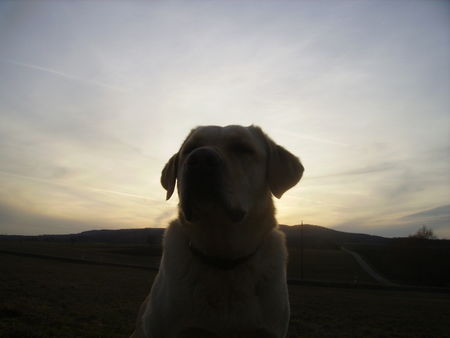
[131,125,304,338]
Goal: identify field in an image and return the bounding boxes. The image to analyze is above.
[349,241,450,287]
[287,247,376,283]
[0,241,377,283]
[1,242,449,337]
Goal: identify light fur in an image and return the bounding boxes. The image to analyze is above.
[131,125,303,338]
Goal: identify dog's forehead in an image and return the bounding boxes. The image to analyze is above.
[186,125,257,146]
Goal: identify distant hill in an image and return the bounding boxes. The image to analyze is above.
[280,224,389,249]
[0,228,165,244]
[0,224,388,248]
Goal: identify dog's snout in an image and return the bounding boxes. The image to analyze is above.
[187,147,221,170]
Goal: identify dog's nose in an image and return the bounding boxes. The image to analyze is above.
[186,147,221,170]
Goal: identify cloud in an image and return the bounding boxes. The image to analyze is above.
[399,205,450,238]
[335,205,450,239]
[401,205,450,220]
[0,168,158,203]
[1,59,129,92]
[271,128,350,147]
[0,0,448,236]
[0,200,104,235]
[308,162,396,180]
[153,208,178,226]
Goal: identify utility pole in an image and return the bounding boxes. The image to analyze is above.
[300,220,304,280]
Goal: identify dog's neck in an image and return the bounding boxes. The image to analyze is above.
[188,241,257,270]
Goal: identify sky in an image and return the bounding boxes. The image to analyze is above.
[0,0,449,238]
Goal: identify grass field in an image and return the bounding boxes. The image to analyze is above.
[287,247,376,283]
[1,243,449,337]
[349,242,450,287]
[0,241,377,284]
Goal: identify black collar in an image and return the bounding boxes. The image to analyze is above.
[188,242,257,270]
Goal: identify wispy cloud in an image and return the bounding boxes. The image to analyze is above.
[0,1,448,236]
[0,169,158,202]
[273,128,349,147]
[0,200,108,235]
[399,205,450,238]
[335,205,450,238]
[1,59,130,92]
[153,209,177,226]
[308,162,396,180]
[401,205,450,221]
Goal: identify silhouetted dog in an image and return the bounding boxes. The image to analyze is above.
[131,125,303,338]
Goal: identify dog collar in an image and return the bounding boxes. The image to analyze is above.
[188,242,257,270]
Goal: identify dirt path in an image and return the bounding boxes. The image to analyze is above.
[341,247,398,286]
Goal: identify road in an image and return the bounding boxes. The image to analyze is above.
[341,246,398,286]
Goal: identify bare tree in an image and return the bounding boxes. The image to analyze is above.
[410,225,437,240]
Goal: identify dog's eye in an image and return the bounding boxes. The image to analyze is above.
[182,145,198,156]
[230,143,255,155]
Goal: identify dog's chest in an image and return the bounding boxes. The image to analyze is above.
[174,262,267,329]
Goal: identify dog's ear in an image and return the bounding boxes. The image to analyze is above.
[252,126,304,199]
[161,153,178,200]
[267,143,304,198]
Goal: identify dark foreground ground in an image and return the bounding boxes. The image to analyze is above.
[1,253,449,338]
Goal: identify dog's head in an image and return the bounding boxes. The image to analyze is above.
[161,125,303,257]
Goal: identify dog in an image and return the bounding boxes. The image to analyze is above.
[131,125,304,338]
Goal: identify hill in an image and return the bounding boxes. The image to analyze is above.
[0,228,165,244]
[279,224,389,249]
[0,224,388,248]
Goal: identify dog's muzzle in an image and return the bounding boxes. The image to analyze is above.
[180,147,246,223]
